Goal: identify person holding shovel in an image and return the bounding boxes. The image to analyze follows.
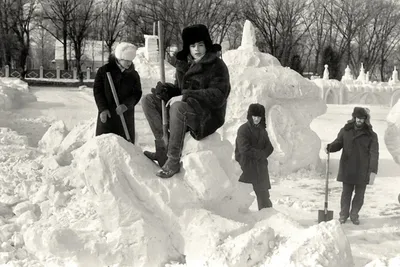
[235,103,274,210]
[93,42,142,143]
[142,24,231,178]
[326,107,379,225]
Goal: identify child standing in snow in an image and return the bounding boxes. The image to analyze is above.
[235,103,274,210]
[142,24,231,178]
[93,42,142,143]
[326,107,379,225]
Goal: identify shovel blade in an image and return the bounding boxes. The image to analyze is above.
[318,210,334,223]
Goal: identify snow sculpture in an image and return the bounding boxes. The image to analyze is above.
[222,20,326,175]
[389,66,398,85]
[323,64,329,80]
[357,63,366,82]
[385,99,400,164]
[341,65,353,81]
[238,20,258,52]
[144,35,159,62]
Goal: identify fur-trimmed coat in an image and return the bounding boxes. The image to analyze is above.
[235,120,274,190]
[328,121,379,185]
[93,56,142,142]
[169,52,231,140]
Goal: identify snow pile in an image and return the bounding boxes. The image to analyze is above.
[0,78,37,110]
[222,21,326,175]
[384,99,400,164]
[0,118,354,266]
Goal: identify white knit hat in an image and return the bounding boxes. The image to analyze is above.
[114,42,137,61]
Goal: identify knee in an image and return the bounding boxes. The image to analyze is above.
[169,101,187,116]
[141,93,156,112]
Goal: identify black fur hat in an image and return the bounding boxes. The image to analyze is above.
[352,107,368,118]
[247,103,266,128]
[176,24,213,60]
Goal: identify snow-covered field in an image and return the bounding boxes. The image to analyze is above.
[0,78,399,266]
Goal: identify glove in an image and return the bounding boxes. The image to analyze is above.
[324,144,330,154]
[115,104,128,116]
[369,172,376,185]
[100,110,111,123]
[152,81,170,101]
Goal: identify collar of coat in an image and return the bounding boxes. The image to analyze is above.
[343,121,373,136]
[175,52,219,77]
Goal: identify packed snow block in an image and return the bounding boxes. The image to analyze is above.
[179,209,249,265]
[56,119,95,166]
[24,227,84,260]
[311,78,348,104]
[208,225,275,267]
[38,120,68,155]
[223,46,326,175]
[385,99,400,164]
[0,128,29,146]
[266,220,353,267]
[97,220,179,267]
[364,256,400,267]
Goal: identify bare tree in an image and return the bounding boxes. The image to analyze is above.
[101,0,124,54]
[40,0,80,70]
[68,0,98,82]
[125,0,240,53]
[6,0,38,77]
[242,0,312,67]
[323,0,376,74]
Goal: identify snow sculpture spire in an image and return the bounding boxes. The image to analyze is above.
[238,20,259,51]
[323,64,329,80]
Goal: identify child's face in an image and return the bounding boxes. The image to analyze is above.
[190,41,206,61]
[252,116,262,125]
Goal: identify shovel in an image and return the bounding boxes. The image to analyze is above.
[318,152,334,223]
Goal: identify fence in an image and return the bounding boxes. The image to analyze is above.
[0,65,97,80]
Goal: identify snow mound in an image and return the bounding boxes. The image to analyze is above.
[222,46,326,175]
[264,220,353,267]
[384,99,400,164]
[0,78,37,110]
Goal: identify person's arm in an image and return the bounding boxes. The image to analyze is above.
[236,125,266,160]
[93,67,108,112]
[263,132,274,158]
[181,61,230,108]
[328,128,344,152]
[369,132,379,174]
[122,71,143,109]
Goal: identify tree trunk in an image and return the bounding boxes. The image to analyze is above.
[63,24,68,70]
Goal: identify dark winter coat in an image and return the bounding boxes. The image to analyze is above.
[235,106,274,190]
[166,51,231,140]
[93,55,142,142]
[328,120,379,185]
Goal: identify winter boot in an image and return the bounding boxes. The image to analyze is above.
[156,158,181,179]
[351,218,360,225]
[339,216,347,224]
[144,140,168,167]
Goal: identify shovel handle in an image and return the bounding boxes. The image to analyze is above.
[324,152,330,210]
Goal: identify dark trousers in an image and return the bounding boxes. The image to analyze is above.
[141,94,199,160]
[252,184,272,210]
[340,182,367,220]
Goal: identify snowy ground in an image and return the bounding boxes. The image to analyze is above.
[1,86,400,266]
